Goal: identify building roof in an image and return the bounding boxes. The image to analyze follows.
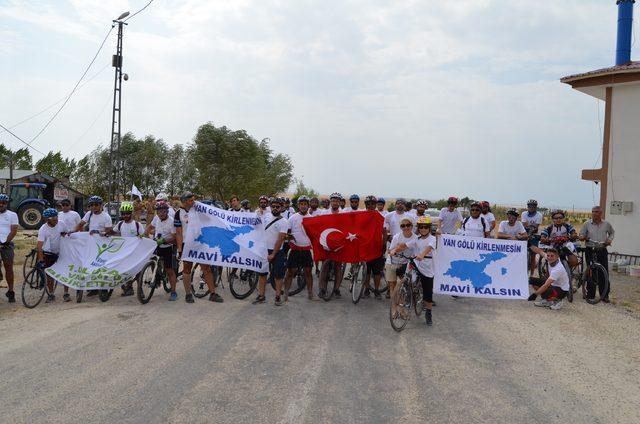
[560,61,640,100]
[561,61,640,84]
[0,168,35,180]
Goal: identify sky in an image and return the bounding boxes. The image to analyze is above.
[0,0,627,208]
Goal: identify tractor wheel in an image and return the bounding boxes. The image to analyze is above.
[18,203,45,230]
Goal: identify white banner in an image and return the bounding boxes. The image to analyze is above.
[434,234,528,299]
[183,202,268,273]
[46,232,156,290]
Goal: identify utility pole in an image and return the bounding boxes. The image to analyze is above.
[109,12,129,202]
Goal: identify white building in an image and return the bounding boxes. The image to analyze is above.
[561,0,639,256]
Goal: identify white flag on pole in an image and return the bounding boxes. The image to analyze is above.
[131,184,143,200]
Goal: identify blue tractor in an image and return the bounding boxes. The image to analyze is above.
[9,182,50,229]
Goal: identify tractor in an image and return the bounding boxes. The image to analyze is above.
[8,182,50,229]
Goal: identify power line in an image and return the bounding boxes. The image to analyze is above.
[62,94,113,156]
[0,123,46,156]
[28,25,115,145]
[125,0,155,22]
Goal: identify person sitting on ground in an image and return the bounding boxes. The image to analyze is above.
[497,209,528,241]
[527,248,570,310]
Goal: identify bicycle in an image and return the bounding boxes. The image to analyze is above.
[389,255,423,332]
[574,241,610,304]
[21,262,53,309]
[229,268,259,299]
[349,261,367,304]
[318,260,346,301]
[136,253,167,304]
[268,266,307,297]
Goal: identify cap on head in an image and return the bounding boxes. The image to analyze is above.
[180,191,195,202]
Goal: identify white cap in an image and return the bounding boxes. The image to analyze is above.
[155,192,169,201]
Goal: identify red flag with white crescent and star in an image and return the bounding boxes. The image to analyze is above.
[302,210,384,263]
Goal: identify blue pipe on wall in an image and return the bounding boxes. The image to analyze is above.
[616,0,635,65]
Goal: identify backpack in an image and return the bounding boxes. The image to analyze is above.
[117,220,141,235]
[462,216,486,233]
[83,211,93,232]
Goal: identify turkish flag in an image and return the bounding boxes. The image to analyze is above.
[302,211,384,263]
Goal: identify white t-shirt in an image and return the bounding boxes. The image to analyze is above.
[116,220,145,237]
[521,211,543,233]
[459,216,487,238]
[377,209,388,218]
[342,207,361,213]
[81,211,113,233]
[388,232,417,265]
[385,212,414,237]
[58,210,81,231]
[549,260,570,291]
[37,221,67,254]
[174,208,190,236]
[288,212,311,247]
[264,216,290,250]
[482,212,496,229]
[407,234,437,278]
[308,208,320,216]
[322,208,343,215]
[439,208,463,234]
[284,207,296,219]
[151,215,175,247]
[0,210,18,243]
[256,208,273,228]
[498,220,526,237]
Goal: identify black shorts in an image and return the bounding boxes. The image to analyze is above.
[157,245,176,270]
[0,242,14,261]
[43,252,58,268]
[418,273,434,303]
[287,249,313,269]
[366,256,385,275]
[259,249,287,279]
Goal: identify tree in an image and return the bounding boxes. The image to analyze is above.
[292,179,319,200]
[118,133,168,197]
[165,144,199,196]
[35,151,76,179]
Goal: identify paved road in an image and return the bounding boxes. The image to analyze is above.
[1,284,639,424]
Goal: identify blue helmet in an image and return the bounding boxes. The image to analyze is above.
[0,194,9,202]
[376,197,385,204]
[88,195,103,205]
[43,208,58,218]
[349,194,360,201]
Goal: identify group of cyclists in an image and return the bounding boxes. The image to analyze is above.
[0,190,615,327]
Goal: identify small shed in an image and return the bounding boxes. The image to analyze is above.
[17,172,87,213]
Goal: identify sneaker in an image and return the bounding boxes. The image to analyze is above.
[63,293,71,302]
[550,299,565,310]
[209,292,224,303]
[586,298,598,305]
[121,288,134,297]
[318,289,326,298]
[6,290,15,303]
[432,301,437,307]
[252,295,266,304]
[425,309,433,326]
[534,299,551,308]
[275,296,283,306]
[45,294,55,303]
[363,288,370,298]
[169,291,177,301]
[374,292,382,300]
[344,272,353,280]
[602,298,611,303]
[185,293,194,304]
[385,292,390,299]
[333,289,341,298]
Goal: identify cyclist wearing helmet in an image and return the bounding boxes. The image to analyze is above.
[323,193,343,215]
[240,199,251,212]
[320,198,330,210]
[37,208,71,303]
[114,202,145,297]
[391,216,437,326]
[58,199,81,230]
[376,197,388,217]
[521,199,543,238]
[538,210,579,270]
[145,201,179,301]
[458,202,490,238]
[480,201,496,234]
[345,194,361,212]
[309,197,320,216]
[75,196,113,235]
[283,195,315,300]
[339,195,346,210]
[253,197,290,306]
[363,196,385,299]
[497,209,528,240]
[176,191,223,304]
[282,197,294,218]
[438,197,463,235]
[154,193,174,219]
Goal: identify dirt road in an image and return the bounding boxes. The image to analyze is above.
[1,286,639,424]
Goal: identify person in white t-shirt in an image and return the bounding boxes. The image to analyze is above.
[318,193,346,296]
[387,217,417,317]
[458,202,490,238]
[438,197,463,235]
[75,196,114,236]
[480,201,496,234]
[240,199,251,213]
[527,248,570,310]
[38,208,72,302]
[145,201,179,301]
[0,194,19,303]
[344,194,361,213]
[308,197,320,216]
[114,202,145,296]
[253,197,290,306]
[58,199,81,230]
[391,216,437,326]
[497,209,528,241]
[283,196,315,300]
[255,195,272,224]
[384,199,414,239]
[376,198,388,217]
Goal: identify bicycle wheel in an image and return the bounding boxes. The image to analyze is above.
[21,267,46,308]
[351,263,365,304]
[414,281,424,317]
[537,258,549,280]
[390,281,412,332]
[230,270,258,299]
[587,263,609,304]
[23,249,36,282]
[319,261,336,301]
[289,267,307,296]
[191,263,210,298]
[99,289,113,302]
[137,261,157,304]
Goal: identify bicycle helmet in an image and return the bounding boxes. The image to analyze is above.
[155,192,169,201]
[447,196,458,204]
[349,194,360,201]
[480,201,490,208]
[259,195,268,202]
[415,199,428,208]
[507,208,519,217]
[470,202,481,209]
[330,192,342,200]
[310,197,319,203]
[551,209,565,218]
[119,202,134,213]
[527,199,538,206]
[364,195,377,204]
[0,194,9,202]
[416,216,432,225]
[88,195,103,205]
[376,197,386,204]
[155,201,169,210]
[395,198,406,205]
[298,195,310,203]
[180,191,195,202]
[284,197,291,204]
[241,199,250,208]
[271,197,284,205]
[43,208,58,218]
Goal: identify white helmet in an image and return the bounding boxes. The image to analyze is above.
[155,192,169,201]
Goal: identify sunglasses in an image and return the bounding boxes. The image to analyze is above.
[400,224,413,228]
[552,216,563,220]
[121,212,132,215]
[470,208,480,212]
[417,225,430,229]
